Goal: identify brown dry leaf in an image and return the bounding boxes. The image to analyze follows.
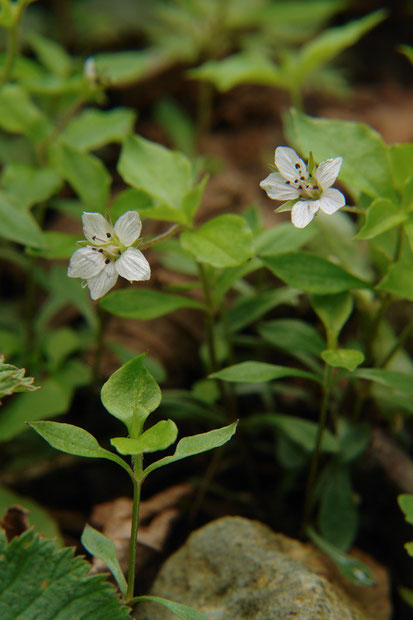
[1,505,30,542]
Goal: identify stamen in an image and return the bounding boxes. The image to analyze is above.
[92,235,96,241]
[285,180,290,185]
[300,176,305,181]
[106,233,111,238]
[98,249,104,253]
[105,259,110,264]
[92,247,97,251]
[298,185,303,190]
[295,163,300,169]
[313,185,319,190]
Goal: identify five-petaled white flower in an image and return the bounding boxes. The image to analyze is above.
[68,211,150,300]
[260,146,346,228]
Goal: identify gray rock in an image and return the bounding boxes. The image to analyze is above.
[134,516,390,620]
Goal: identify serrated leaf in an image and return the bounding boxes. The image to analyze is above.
[180,214,253,268]
[143,422,238,478]
[99,289,203,320]
[0,356,37,400]
[81,525,127,597]
[62,108,136,152]
[262,252,369,294]
[285,108,396,201]
[111,419,178,455]
[376,258,413,301]
[0,529,130,619]
[133,595,209,620]
[355,198,405,240]
[101,355,161,433]
[210,361,319,383]
[118,135,194,225]
[246,413,338,453]
[321,349,364,372]
[50,142,111,213]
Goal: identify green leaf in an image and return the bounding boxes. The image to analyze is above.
[354,198,405,240]
[100,289,203,320]
[0,529,130,619]
[180,214,253,268]
[27,231,79,259]
[354,368,413,397]
[258,319,325,358]
[0,84,52,143]
[29,421,116,461]
[246,414,338,453]
[94,49,161,85]
[262,252,369,294]
[81,524,127,597]
[154,98,196,157]
[188,51,284,92]
[290,10,386,86]
[111,419,178,455]
[376,258,413,301]
[133,595,209,620]
[398,494,413,526]
[321,349,364,372]
[338,420,371,463]
[62,108,136,152]
[227,288,300,333]
[0,485,61,542]
[390,143,413,190]
[0,190,45,247]
[318,463,358,551]
[100,355,161,432]
[143,422,238,478]
[1,164,62,209]
[118,134,195,225]
[42,327,81,370]
[399,44,413,66]
[254,221,316,256]
[0,379,70,441]
[285,108,396,201]
[307,527,375,586]
[210,361,319,383]
[28,33,72,77]
[109,188,155,222]
[50,142,111,213]
[310,292,353,347]
[0,356,37,400]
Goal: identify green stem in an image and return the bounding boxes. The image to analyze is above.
[125,455,142,602]
[380,320,413,368]
[289,85,303,111]
[0,2,26,86]
[139,224,181,251]
[302,364,332,533]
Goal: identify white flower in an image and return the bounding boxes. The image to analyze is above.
[260,146,346,228]
[68,211,151,300]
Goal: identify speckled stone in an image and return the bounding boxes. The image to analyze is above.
[134,517,390,620]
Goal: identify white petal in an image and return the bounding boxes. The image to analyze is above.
[86,261,118,300]
[260,172,300,200]
[67,247,105,278]
[275,146,308,183]
[116,247,151,282]
[315,157,342,189]
[319,188,346,214]
[291,200,319,228]
[114,211,142,246]
[82,212,114,245]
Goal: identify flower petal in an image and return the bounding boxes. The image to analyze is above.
[315,157,343,189]
[116,247,151,282]
[260,172,300,200]
[82,212,114,245]
[319,188,346,214]
[291,200,319,228]
[86,261,118,300]
[275,146,308,183]
[67,247,105,278]
[114,211,142,246]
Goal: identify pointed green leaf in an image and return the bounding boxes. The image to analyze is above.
[390,143,413,190]
[118,135,193,225]
[180,214,253,268]
[258,319,325,358]
[318,463,358,551]
[111,420,178,455]
[398,494,413,526]
[0,190,45,248]
[262,253,369,294]
[254,221,316,256]
[27,231,79,259]
[133,595,209,620]
[0,84,52,143]
[29,421,115,460]
[285,108,396,201]
[62,108,136,152]
[354,368,413,397]
[321,349,364,372]
[355,198,405,240]
[376,258,413,301]
[50,142,111,213]
[210,361,319,383]
[28,33,73,77]
[143,422,238,478]
[227,288,300,333]
[99,289,203,320]
[310,292,353,347]
[2,164,62,210]
[101,355,161,432]
[81,524,127,597]
[94,49,160,85]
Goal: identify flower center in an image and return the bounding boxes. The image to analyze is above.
[90,232,124,262]
[284,162,322,200]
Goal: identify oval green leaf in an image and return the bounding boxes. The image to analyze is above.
[321,348,364,372]
[111,419,178,455]
[210,361,319,383]
[99,289,203,319]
